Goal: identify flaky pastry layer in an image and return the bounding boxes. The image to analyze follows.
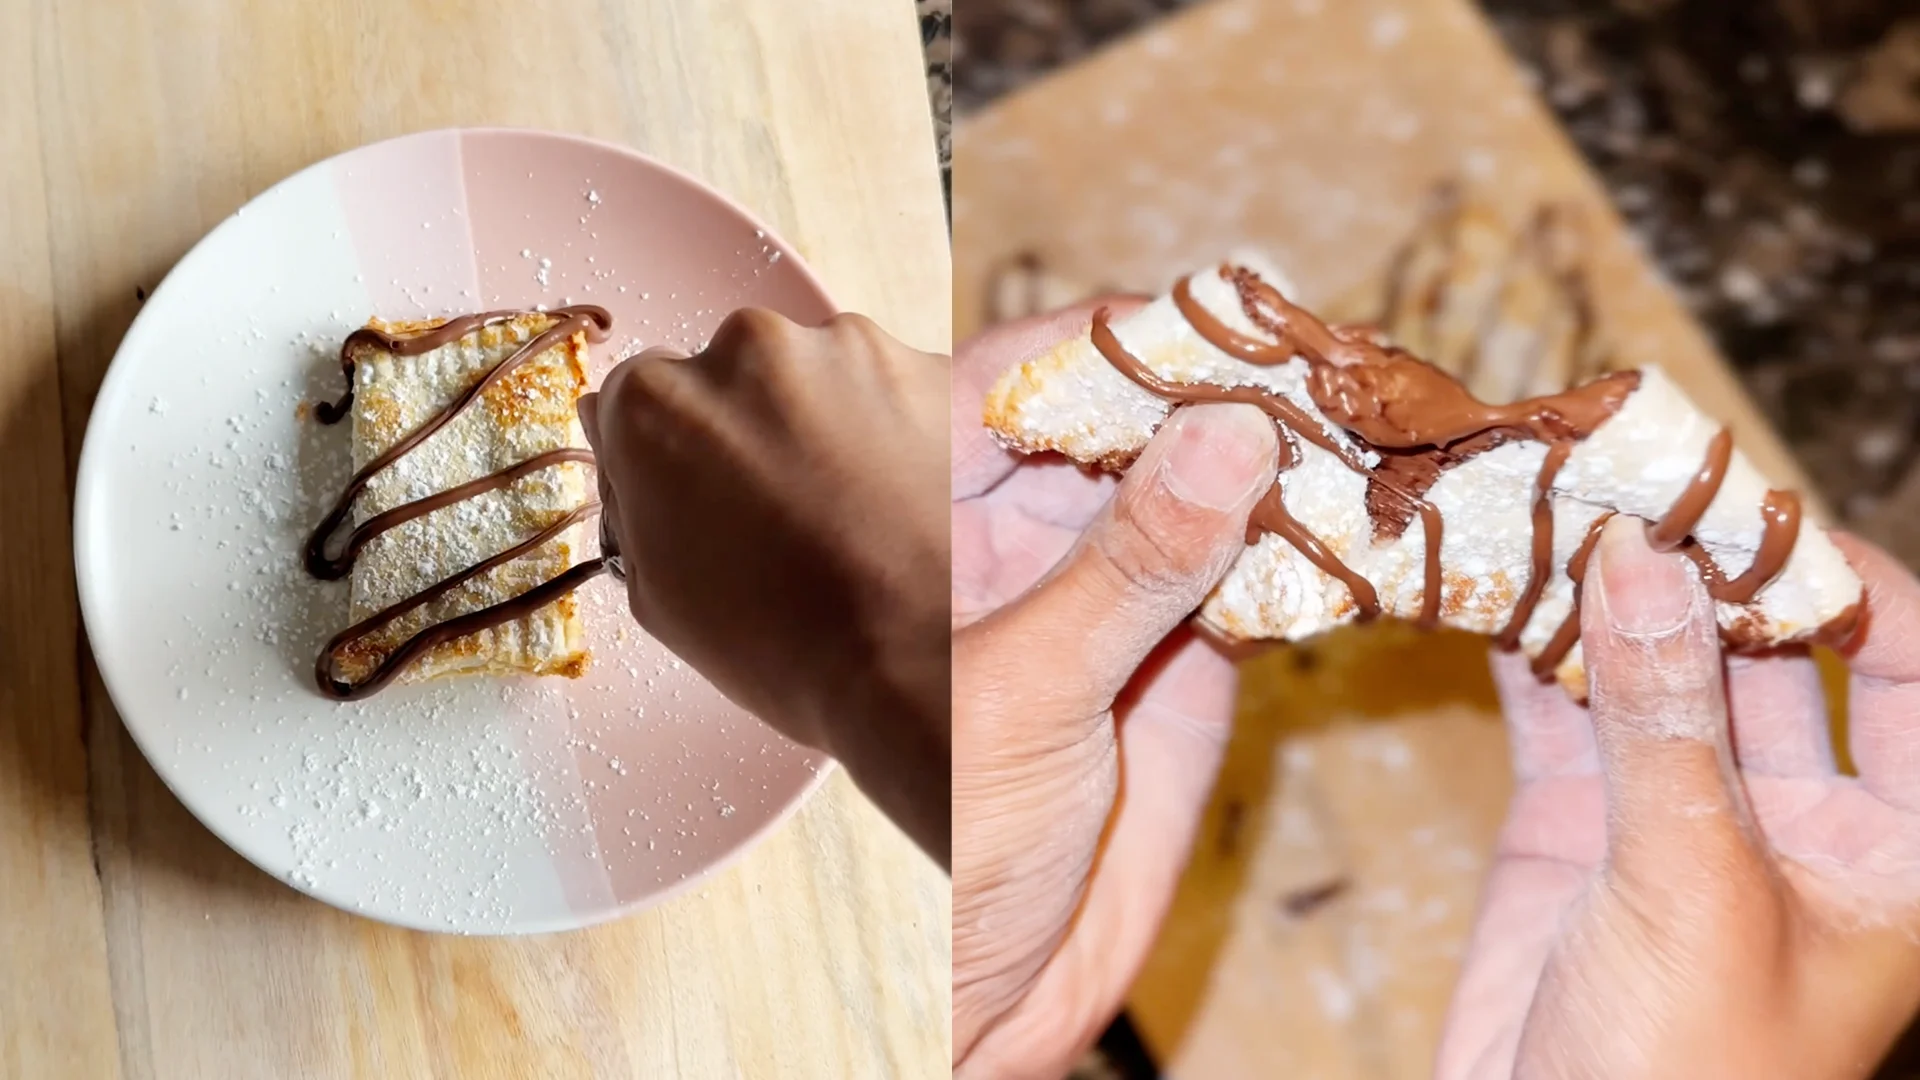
[338,313,592,686]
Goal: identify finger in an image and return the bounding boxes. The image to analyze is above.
[1726,652,1834,777]
[704,307,793,358]
[967,631,1239,1077]
[574,393,632,591]
[1489,648,1598,781]
[587,358,686,627]
[980,401,1277,724]
[595,346,692,423]
[1436,855,1593,1080]
[950,500,1083,627]
[1085,631,1239,943]
[632,345,690,363]
[577,391,602,448]
[951,464,1114,628]
[576,392,618,516]
[1834,533,1920,811]
[1582,517,1763,889]
[985,456,1119,530]
[603,346,692,397]
[952,296,1151,501]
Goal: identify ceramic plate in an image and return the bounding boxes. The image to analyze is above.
[74,128,834,934]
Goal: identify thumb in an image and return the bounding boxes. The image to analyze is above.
[981,402,1277,724]
[1582,516,1766,900]
[577,391,603,450]
[576,391,620,530]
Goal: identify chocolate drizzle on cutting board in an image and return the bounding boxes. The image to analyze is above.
[305,306,615,701]
[1091,264,1823,678]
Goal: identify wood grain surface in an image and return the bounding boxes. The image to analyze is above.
[0,2,950,1078]
[952,0,1848,1074]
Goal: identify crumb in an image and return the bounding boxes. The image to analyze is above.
[1281,877,1351,917]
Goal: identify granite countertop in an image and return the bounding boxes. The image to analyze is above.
[921,0,953,200]
[958,0,1920,568]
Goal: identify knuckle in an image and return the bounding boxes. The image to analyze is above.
[607,354,679,412]
[712,307,795,353]
[1094,488,1225,599]
[824,310,881,342]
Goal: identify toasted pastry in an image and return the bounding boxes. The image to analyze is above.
[334,313,594,687]
[983,254,1862,696]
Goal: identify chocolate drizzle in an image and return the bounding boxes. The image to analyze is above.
[1091,264,1822,678]
[1649,428,1733,551]
[306,305,615,700]
[1531,512,1615,678]
[317,509,607,701]
[306,448,596,580]
[1495,441,1573,650]
[1714,492,1804,604]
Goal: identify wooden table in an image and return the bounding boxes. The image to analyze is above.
[0,2,950,1077]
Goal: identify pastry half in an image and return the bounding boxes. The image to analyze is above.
[982,254,1863,695]
[984,187,1612,408]
[335,313,594,686]
[1324,188,1614,406]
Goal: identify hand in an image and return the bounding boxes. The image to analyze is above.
[951,300,1281,1077]
[1439,517,1920,1078]
[579,309,952,866]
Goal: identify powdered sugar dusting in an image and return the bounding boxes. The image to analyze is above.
[80,131,836,932]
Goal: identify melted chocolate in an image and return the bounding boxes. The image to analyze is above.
[1532,512,1615,678]
[1093,263,1830,680]
[1717,491,1803,603]
[306,448,595,580]
[1306,358,1639,451]
[1366,429,1515,541]
[1495,441,1573,650]
[1610,426,1798,609]
[1414,500,1445,630]
[1528,480,1813,680]
[320,545,609,700]
[1648,428,1732,551]
[1090,314,1361,468]
[1247,482,1382,621]
[307,306,615,700]
[319,306,603,423]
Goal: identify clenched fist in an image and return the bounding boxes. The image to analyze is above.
[580,309,951,865]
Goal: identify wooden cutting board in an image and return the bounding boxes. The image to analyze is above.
[0,1,949,1077]
[954,0,1844,1075]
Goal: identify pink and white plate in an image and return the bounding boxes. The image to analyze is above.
[74,129,835,933]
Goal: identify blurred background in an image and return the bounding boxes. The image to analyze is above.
[960,0,1920,567]
[955,2,1920,1077]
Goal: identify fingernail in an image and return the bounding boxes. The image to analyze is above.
[1596,516,1698,637]
[1158,404,1276,511]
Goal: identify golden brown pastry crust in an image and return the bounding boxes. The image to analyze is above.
[337,313,593,686]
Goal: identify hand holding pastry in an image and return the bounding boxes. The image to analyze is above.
[986,255,1861,694]
[952,300,1279,1078]
[579,309,952,866]
[1439,523,1920,1078]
